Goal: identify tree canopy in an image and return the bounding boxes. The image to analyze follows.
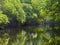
[0,0,60,45]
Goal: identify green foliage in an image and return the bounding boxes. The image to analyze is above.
[0,11,9,25]
[0,38,9,45]
[0,32,9,45]
[0,0,60,45]
[20,0,31,4]
[11,30,26,45]
[1,0,26,23]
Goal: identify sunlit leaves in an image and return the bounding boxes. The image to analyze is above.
[0,0,60,45]
[1,0,26,23]
[0,12,9,25]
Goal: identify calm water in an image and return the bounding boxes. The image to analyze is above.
[0,26,56,45]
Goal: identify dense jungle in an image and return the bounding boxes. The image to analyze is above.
[0,0,60,45]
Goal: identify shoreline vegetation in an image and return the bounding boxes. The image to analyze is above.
[0,0,60,45]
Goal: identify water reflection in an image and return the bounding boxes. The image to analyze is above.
[0,26,55,45]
